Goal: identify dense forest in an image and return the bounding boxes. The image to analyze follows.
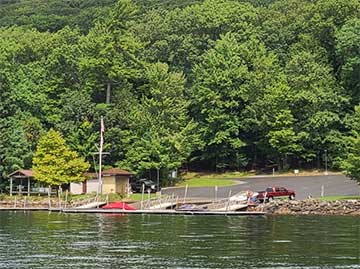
[1,0,360,187]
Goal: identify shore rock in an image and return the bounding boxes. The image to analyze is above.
[260,199,360,216]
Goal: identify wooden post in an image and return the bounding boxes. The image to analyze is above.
[140,184,144,210]
[10,178,13,197]
[27,177,30,197]
[214,186,218,203]
[183,184,188,204]
[58,186,61,208]
[48,186,51,209]
[147,189,151,208]
[65,190,68,209]
[226,189,232,211]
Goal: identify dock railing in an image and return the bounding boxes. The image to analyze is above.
[141,194,178,210]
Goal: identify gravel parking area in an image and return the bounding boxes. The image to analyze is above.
[162,175,360,200]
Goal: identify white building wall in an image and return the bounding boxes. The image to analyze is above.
[70,182,83,195]
[86,179,99,194]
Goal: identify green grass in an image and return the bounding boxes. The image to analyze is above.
[183,171,252,180]
[127,193,160,201]
[177,178,237,187]
[176,171,252,187]
[319,196,360,201]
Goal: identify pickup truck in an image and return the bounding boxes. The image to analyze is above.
[130,178,158,193]
[256,186,295,202]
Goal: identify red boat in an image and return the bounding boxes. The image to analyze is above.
[102,202,136,210]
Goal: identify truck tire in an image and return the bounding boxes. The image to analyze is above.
[289,194,295,200]
[267,196,274,202]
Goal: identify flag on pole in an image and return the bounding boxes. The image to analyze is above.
[100,116,105,134]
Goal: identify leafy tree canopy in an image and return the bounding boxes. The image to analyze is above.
[33,129,90,186]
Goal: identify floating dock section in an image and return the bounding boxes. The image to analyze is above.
[0,207,266,216]
[62,208,265,216]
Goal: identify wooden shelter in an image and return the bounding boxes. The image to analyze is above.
[8,169,34,196]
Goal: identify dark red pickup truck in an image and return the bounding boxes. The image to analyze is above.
[256,186,295,202]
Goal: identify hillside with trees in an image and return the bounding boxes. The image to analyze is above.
[1,0,360,189]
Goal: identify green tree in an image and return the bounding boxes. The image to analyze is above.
[336,18,360,106]
[132,0,258,73]
[267,110,303,170]
[341,131,360,183]
[190,33,277,170]
[0,117,32,179]
[118,63,199,177]
[80,0,142,105]
[33,129,90,186]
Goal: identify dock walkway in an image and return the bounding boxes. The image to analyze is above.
[0,207,265,216]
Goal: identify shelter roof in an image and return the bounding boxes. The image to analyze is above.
[102,168,132,176]
[8,169,34,178]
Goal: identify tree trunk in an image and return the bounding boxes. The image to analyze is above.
[252,143,257,170]
[106,81,111,104]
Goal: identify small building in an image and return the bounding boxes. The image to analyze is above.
[8,169,52,196]
[8,169,34,196]
[70,168,132,195]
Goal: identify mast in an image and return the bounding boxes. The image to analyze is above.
[98,116,104,195]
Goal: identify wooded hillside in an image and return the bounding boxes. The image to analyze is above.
[1,0,360,186]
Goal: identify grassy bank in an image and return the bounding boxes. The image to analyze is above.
[319,196,360,201]
[176,171,251,187]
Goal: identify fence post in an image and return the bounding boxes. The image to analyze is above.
[183,184,188,204]
[65,190,68,209]
[140,185,145,210]
[214,186,218,203]
[226,189,232,211]
[58,187,61,208]
[147,189,151,208]
[48,186,51,209]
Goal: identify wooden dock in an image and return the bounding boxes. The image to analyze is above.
[0,207,266,216]
[62,208,266,216]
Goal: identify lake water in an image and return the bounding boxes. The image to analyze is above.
[0,211,359,268]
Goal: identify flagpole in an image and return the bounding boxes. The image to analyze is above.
[98,116,104,195]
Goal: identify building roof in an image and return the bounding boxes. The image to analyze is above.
[8,169,34,178]
[102,168,132,176]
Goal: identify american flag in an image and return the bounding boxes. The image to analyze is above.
[100,116,105,133]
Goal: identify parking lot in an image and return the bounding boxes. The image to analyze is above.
[162,174,360,200]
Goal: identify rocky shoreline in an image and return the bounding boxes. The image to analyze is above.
[260,199,360,216]
[1,197,360,216]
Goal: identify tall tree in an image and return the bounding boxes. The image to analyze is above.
[118,63,199,176]
[190,33,277,170]
[336,18,360,106]
[80,0,142,105]
[33,129,90,186]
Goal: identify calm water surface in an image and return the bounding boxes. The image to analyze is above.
[0,211,359,268]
